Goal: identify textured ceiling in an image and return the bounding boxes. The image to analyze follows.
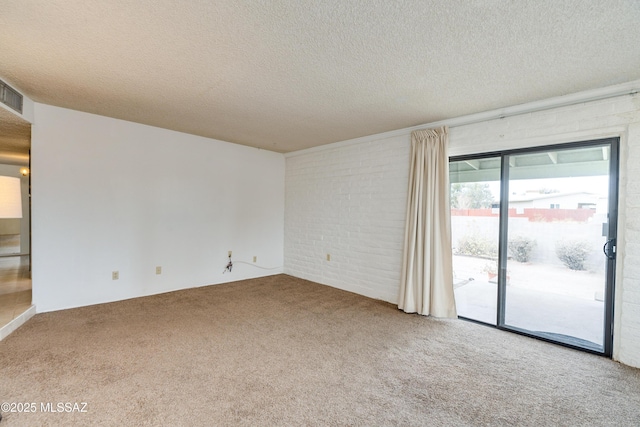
[1,0,640,153]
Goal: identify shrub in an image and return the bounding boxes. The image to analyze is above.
[456,235,498,258]
[555,240,590,270]
[508,236,536,263]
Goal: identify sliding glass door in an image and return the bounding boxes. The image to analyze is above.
[450,138,618,355]
[450,157,501,325]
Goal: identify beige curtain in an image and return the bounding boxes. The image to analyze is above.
[398,127,457,318]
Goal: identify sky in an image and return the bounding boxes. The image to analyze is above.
[486,176,610,201]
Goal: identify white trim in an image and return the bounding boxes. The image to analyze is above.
[285,79,640,158]
[0,305,36,341]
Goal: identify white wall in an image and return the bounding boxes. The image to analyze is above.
[284,92,640,368]
[285,136,409,303]
[31,104,284,312]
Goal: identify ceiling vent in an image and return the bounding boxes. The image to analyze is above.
[0,79,23,114]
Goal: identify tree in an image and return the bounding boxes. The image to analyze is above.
[538,187,559,194]
[450,183,494,209]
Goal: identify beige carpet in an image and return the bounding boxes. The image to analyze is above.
[1,274,639,426]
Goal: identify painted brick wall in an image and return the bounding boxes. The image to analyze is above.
[618,121,640,367]
[284,92,640,367]
[285,136,409,303]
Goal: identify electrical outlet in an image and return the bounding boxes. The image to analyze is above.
[112,271,119,280]
[156,266,162,275]
[253,256,257,263]
[228,250,232,257]
[326,254,331,261]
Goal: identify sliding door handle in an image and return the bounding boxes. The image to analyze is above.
[603,238,616,260]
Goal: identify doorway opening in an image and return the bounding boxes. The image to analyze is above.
[450,137,619,355]
[0,106,32,333]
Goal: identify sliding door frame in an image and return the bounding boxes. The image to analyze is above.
[451,137,619,357]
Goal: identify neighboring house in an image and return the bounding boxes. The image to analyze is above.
[509,191,599,210]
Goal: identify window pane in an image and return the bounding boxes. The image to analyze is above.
[450,157,501,324]
[503,145,610,351]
